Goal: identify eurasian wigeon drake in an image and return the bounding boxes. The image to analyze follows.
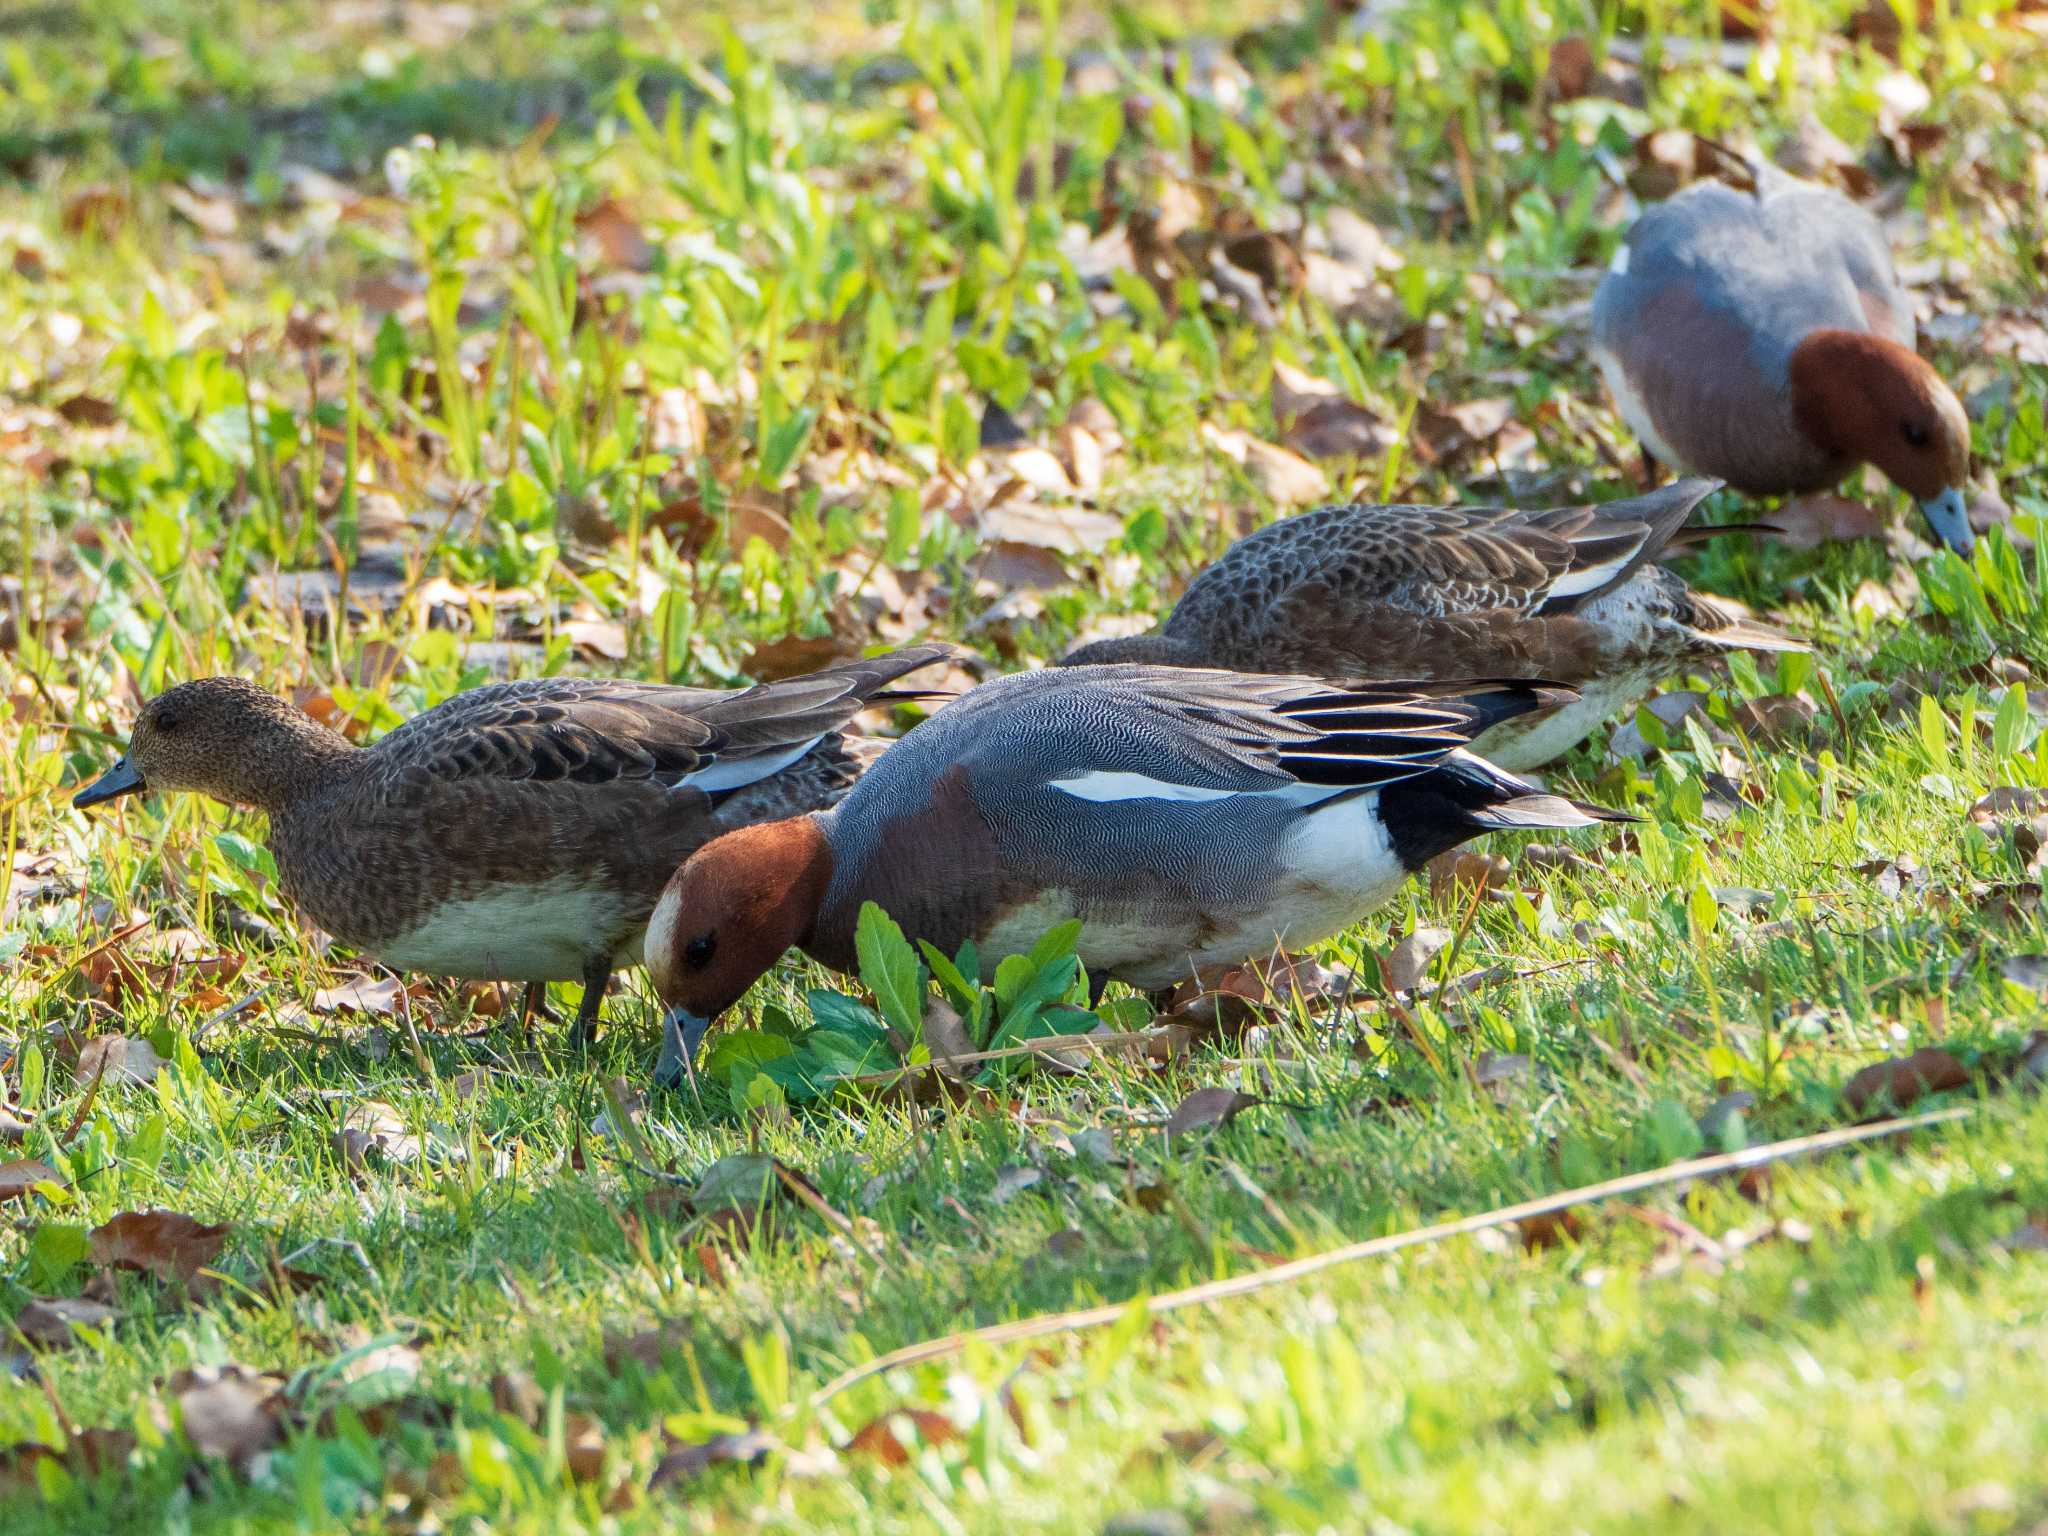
[1060,479,1803,772]
[643,665,1628,1083]
[1591,167,1974,553]
[74,648,948,1045]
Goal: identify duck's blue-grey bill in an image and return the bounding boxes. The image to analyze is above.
[654,1005,712,1088]
[74,756,143,809]
[1919,486,1974,556]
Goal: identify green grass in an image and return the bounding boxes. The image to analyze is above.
[3,0,2048,1529]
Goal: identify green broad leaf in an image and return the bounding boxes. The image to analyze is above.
[1994,684,2029,761]
[1919,693,1950,770]
[758,405,817,485]
[26,1223,88,1292]
[918,940,978,1009]
[804,989,887,1044]
[212,831,277,883]
[1645,1097,1704,1164]
[1026,919,1084,972]
[856,903,925,1041]
[990,954,1081,1048]
[1687,882,1718,943]
[705,1029,798,1080]
[740,1072,788,1120]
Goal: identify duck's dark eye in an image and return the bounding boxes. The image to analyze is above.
[1901,420,1931,448]
[683,933,716,969]
[154,711,180,733]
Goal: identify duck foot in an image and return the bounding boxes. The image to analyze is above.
[564,959,610,1053]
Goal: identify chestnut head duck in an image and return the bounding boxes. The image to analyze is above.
[644,665,1630,1083]
[76,648,949,1044]
[1592,170,1973,552]
[1062,478,1803,772]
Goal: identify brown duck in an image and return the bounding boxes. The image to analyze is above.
[74,647,949,1043]
[1060,479,1803,772]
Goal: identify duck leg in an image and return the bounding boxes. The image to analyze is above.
[1636,447,1664,491]
[566,958,611,1052]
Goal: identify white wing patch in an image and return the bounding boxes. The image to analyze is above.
[1047,771,1353,808]
[678,734,823,795]
[1542,532,1649,603]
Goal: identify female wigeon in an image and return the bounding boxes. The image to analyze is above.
[75,648,948,1045]
[643,665,1628,1083]
[1591,168,1974,552]
[1061,479,1802,771]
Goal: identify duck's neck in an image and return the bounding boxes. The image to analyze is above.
[228,709,363,816]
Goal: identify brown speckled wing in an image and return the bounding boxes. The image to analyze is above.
[1145,485,1718,682]
[271,648,950,967]
[369,647,949,791]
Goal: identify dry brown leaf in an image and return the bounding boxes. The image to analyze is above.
[90,1209,230,1289]
[979,498,1123,556]
[168,1363,286,1465]
[1385,926,1452,992]
[0,1159,61,1202]
[1428,849,1511,902]
[1842,1047,1969,1117]
[1240,437,1328,507]
[1770,494,1888,549]
[561,619,628,661]
[605,1319,693,1374]
[845,1408,962,1466]
[338,1101,424,1168]
[578,197,655,270]
[311,975,413,1016]
[1164,1085,1263,1135]
[14,1296,117,1348]
[77,1035,166,1087]
[1285,398,1392,463]
[61,186,128,238]
[162,181,238,238]
[562,1411,609,1483]
[1472,1051,1532,1090]
[1971,788,2048,827]
[647,1429,780,1491]
[1731,694,1817,745]
[1517,1208,1584,1252]
[1546,35,1595,98]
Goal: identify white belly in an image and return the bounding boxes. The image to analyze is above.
[1593,343,1688,470]
[376,877,639,982]
[979,796,1408,990]
[1473,666,1662,772]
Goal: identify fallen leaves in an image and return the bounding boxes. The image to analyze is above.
[845,1407,962,1466]
[1843,1048,1970,1118]
[1163,1086,1263,1136]
[1769,494,1889,548]
[1385,926,1452,992]
[169,1362,287,1465]
[76,1034,167,1087]
[0,1159,61,1202]
[337,1101,426,1168]
[311,975,414,1016]
[14,1296,117,1348]
[647,1428,780,1492]
[89,1210,230,1291]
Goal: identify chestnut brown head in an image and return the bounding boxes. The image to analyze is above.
[1789,329,1973,552]
[645,816,835,1084]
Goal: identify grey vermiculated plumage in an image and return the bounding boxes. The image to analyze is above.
[1060,480,1800,770]
[803,665,1612,982]
[1591,174,1913,493]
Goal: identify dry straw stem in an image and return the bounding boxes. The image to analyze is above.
[809,1104,1973,1411]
